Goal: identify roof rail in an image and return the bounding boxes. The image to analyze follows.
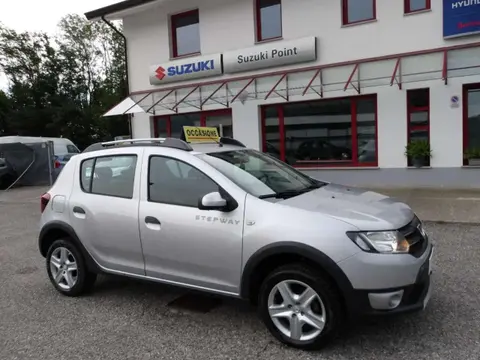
[83,137,193,153]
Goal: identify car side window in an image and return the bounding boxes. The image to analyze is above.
[148,156,219,207]
[80,155,137,198]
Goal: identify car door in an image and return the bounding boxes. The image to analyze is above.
[68,149,145,275]
[138,148,245,295]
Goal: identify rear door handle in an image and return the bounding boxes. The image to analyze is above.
[145,216,161,231]
[73,206,85,214]
[145,216,160,225]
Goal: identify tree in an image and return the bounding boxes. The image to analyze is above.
[0,15,129,149]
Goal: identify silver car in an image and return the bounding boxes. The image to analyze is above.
[38,137,434,350]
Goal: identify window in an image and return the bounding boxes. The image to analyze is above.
[255,0,282,42]
[80,155,137,198]
[261,96,377,167]
[407,89,430,166]
[148,156,218,207]
[171,9,200,58]
[198,149,320,197]
[153,110,233,138]
[463,84,480,165]
[342,0,376,25]
[404,0,430,14]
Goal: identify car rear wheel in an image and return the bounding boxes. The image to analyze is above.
[258,264,344,350]
[46,239,97,297]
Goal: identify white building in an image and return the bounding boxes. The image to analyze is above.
[86,0,480,188]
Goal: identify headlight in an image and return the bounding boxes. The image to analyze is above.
[347,231,410,254]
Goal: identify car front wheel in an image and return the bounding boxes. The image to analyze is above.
[258,264,344,350]
[46,239,97,297]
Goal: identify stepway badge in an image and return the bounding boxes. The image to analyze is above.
[149,54,222,85]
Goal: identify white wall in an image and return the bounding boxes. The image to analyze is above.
[119,0,480,169]
[123,0,479,93]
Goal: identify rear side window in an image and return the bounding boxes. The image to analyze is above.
[80,155,137,198]
[148,156,218,207]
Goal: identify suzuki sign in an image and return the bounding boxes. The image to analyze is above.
[149,54,222,85]
[222,37,317,74]
[444,0,480,38]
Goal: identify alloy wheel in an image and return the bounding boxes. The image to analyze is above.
[267,280,326,342]
[49,247,78,290]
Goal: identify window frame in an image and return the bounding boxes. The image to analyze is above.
[463,83,480,165]
[261,95,378,168]
[342,0,376,26]
[170,9,201,59]
[404,0,431,14]
[153,109,232,137]
[255,0,283,42]
[147,154,223,208]
[79,154,138,199]
[406,88,430,166]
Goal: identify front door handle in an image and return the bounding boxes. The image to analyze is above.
[73,206,85,214]
[145,216,161,225]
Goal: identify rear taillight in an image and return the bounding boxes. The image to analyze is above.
[41,193,51,213]
[54,160,61,169]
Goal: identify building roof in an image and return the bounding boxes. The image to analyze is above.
[84,0,157,20]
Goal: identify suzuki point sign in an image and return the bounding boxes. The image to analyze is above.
[444,0,480,38]
[149,54,222,85]
[223,37,317,74]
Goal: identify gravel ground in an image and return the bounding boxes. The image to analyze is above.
[0,189,479,360]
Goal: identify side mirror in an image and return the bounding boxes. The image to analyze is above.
[198,191,228,211]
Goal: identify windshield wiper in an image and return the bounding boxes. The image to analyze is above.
[259,183,326,200]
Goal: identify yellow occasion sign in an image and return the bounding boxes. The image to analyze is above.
[183,126,220,143]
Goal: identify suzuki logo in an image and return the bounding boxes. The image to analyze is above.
[155,66,166,80]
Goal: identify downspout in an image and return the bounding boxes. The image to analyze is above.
[101,16,133,138]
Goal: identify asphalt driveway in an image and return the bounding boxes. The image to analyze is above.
[0,187,479,360]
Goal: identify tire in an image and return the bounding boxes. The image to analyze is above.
[258,263,344,350]
[46,238,97,297]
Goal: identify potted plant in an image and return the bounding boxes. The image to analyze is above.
[464,147,480,166]
[405,140,432,168]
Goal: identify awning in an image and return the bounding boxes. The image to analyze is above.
[104,42,480,117]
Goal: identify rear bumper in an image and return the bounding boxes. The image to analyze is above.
[347,246,434,318]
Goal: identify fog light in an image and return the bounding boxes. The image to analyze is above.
[368,290,404,310]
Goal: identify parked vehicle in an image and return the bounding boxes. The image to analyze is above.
[294,139,351,162]
[0,157,16,189]
[0,136,80,172]
[38,136,434,350]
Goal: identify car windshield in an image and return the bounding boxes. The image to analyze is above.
[197,149,325,198]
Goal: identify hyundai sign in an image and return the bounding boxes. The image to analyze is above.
[149,54,222,85]
[444,0,480,39]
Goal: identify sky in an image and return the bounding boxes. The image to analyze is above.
[0,0,120,90]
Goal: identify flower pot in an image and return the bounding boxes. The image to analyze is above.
[468,158,480,166]
[412,157,427,168]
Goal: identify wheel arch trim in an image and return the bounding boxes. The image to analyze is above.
[240,242,355,301]
[39,220,101,273]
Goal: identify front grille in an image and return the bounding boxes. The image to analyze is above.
[398,216,428,258]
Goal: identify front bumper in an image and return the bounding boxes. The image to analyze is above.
[348,245,434,317]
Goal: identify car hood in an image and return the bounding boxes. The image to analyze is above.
[279,183,414,230]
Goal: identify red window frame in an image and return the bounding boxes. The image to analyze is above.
[153,109,232,137]
[255,0,282,42]
[406,88,430,166]
[463,83,480,165]
[342,0,376,26]
[261,95,378,168]
[404,0,431,14]
[170,9,200,58]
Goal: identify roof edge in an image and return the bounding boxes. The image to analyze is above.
[84,0,157,20]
